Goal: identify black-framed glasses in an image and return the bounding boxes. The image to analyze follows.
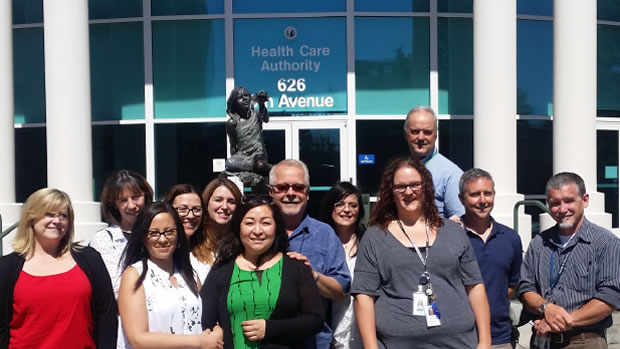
[333,201,359,211]
[393,182,423,194]
[146,228,177,240]
[174,206,203,217]
[243,194,273,204]
[270,183,308,194]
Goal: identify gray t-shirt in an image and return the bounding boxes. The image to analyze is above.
[351,218,483,349]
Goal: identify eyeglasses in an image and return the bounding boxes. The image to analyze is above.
[393,182,423,193]
[333,202,359,211]
[146,228,177,240]
[175,206,203,217]
[243,194,273,204]
[270,183,308,194]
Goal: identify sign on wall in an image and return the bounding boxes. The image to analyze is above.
[234,18,347,115]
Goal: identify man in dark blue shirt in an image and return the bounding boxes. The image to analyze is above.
[459,168,523,348]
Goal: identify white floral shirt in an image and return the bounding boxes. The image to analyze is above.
[89,224,128,298]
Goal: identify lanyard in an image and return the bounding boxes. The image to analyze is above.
[548,246,574,295]
[396,219,430,273]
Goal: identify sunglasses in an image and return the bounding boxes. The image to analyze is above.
[270,183,308,194]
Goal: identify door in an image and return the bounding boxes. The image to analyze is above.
[263,120,348,216]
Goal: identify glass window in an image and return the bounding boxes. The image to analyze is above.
[299,129,341,188]
[517,20,553,116]
[599,0,620,22]
[154,123,227,198]
[517,120,552,195]
[92,125,146,201]
[12,0,43,24]
[151,0,224,16]
[153,20,226,119]
[597,130,619,228]
[234,18,347,116]
[437,0,472,13]
[88,0,142,19]
[437,120,473,171]
[598,24,620,116]
[356,17,430,115]
[234,0,344,13]
[13,28,45,124]
[356,120,409,195]
[90,23,145,121]
[15,127,47,202]
[355,0,428,12]
[517,0,552,16]
[438,18,473,115]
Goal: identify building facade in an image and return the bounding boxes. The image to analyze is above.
[2,0,620,252]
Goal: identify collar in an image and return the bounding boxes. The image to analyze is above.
[548,218,593,248]
[289,214,311,240]
[462,216,503,239]
[421,147,438,164]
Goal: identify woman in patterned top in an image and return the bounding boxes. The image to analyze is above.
[118,201,223,349]
[201,196,324,348]
[90,169,154,298]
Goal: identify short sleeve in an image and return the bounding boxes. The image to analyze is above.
[322,230,351,291]
[509,234,523,286]
[443,170,465,218]
[593,236,620,309]
[457,231,483,286]
[517,237,541,299]
[350,230,381,296]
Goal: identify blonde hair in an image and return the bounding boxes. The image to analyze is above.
[12,188,75,258]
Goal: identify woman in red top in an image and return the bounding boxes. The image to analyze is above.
[0,188,118,349]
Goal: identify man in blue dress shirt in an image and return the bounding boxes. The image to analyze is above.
[459,168,523,348]
[404,106,464,220]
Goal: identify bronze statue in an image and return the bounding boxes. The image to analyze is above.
[224,87,271,188]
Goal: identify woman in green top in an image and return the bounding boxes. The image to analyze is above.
[201,196,324,348]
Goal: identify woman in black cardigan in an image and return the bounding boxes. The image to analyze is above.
[200,196,324,348]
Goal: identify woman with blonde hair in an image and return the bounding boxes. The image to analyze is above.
[190,177,242,282]
[0,188,117,348]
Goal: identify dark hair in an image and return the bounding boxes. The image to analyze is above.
[369,156,443,229]
[215,199,289,267]
[164,183,205,251]
[100,170,154,226]
[197,176,243,264]
[226,86,250,115]
[319,181,366,256]
[122,201,199,297]
[546,172,586,197]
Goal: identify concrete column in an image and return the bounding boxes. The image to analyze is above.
[540,0,612,231]
[43,0,104,242]
[474,0,531,246]
[0,0,22,254]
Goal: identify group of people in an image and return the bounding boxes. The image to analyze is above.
[1,105,619,349]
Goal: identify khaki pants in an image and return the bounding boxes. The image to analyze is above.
[529,334,607,349]
[491,343,514,349]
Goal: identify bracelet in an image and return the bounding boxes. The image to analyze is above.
[314,271,322,282]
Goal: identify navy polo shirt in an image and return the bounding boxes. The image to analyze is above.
[463,216,523,345]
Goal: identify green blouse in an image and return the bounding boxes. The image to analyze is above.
[227,257,283,348]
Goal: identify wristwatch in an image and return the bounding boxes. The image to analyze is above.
[537,301,550,315]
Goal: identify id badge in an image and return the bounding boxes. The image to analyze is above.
[413,291,427,316]
[425,305,441,327]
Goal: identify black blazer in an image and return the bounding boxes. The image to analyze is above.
[201,255,324,348]
[0,246,118,349]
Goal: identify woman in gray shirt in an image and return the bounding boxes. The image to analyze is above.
[351,157,491,349]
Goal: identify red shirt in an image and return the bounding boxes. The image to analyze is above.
[9,264,95,349]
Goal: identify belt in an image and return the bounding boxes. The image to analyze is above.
[549,329,605,344]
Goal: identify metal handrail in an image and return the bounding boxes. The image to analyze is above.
[513,199,551,233]
[1,213,18,254]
